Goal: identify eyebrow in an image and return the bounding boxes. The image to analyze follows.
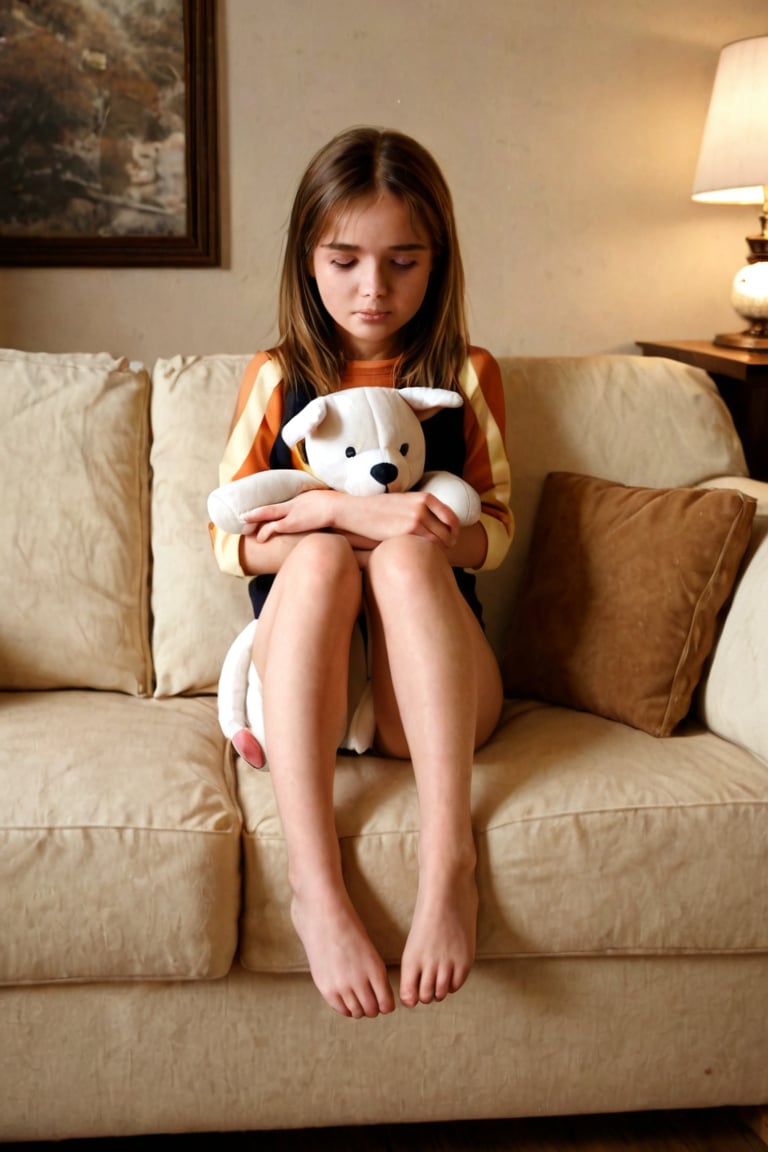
[319,242,429,252]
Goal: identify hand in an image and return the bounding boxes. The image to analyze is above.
[331,490,461,549]
[244,489,460,550]
[242,489,336,541]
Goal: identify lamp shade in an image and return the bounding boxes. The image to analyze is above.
[692,36,768,205]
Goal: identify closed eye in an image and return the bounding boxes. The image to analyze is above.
[330,259,418,270]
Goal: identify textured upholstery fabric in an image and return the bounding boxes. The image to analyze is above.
[151,354,254,695]
[0,349,153,693]
[697,477,768,765]
[1,350,766,1143]
[237,701,768,971]
[0,692,240,984]
[152,353,748,686]
[2,956,768,1142]
[501,473,756,735]
[477,355,748,657]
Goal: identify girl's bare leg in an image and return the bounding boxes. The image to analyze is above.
[253,533,395,1018]
[365,536,503,1008]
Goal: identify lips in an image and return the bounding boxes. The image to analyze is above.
[357,310,390,321]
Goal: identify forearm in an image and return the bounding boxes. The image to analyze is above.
[444,520,488,570]
[244,488,461,550]
[238,489,485,572]
[346,516,489,571]
[239,531,313,576]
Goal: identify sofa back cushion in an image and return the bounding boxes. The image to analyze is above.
[151,354,254,696]
[478,354,748,655]
[149,352,749,694]
[0,350,153,693]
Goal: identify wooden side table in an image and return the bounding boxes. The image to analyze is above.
[636,339,768,481]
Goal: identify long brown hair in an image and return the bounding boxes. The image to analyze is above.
[275,127,468,396]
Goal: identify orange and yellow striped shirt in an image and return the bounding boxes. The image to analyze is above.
[211,345,513,580]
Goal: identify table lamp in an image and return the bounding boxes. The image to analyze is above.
[692,35,768,349]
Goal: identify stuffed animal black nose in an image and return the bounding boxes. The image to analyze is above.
[370,462,399,488]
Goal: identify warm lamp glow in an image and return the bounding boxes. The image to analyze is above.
[692,35,768,348]
[692,36,768,209]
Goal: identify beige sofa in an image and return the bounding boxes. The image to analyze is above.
[1,348,767,1143]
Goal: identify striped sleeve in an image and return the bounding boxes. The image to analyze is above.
[459,347,514,572]
[209,352,286,577]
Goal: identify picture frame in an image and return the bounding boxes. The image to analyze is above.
[0,0,219,267]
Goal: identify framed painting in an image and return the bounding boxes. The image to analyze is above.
[0,0,219,267]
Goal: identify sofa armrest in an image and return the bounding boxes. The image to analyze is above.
[696,476,768,764]
[700,475,768,514]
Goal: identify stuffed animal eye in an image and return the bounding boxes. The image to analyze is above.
[399,443,409,457]
[345,446,356,458]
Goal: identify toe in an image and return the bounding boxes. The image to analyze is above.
[399,976,419,1008]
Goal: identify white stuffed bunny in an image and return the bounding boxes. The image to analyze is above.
[209,386,481,767]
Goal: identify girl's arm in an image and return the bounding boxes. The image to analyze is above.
[240,487,482,572]
[239,530,315,576]
[458,348,514,572]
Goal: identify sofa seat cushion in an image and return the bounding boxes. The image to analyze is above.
[236,702,768,971]
[0,692,241,985]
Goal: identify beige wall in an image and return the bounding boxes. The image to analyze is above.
[2,0,767,364]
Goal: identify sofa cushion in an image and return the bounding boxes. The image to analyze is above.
[0,350,153,693]
[150,354,254,696]
[697,477,768,765]
[236,701,768,971]
[501,472,755,736]
[149,353,748,684]
[0,692,240,984]
[478,354,748,658]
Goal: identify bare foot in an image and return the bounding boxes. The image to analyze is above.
[399,861,478,1007]
[291,888,396,1019]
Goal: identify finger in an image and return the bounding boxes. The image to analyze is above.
[423,494,459,531]
[242,502,287,524]
[419,512,459,547]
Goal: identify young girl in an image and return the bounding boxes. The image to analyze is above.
[211,127,513,1019]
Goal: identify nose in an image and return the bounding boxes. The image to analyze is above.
[370,462,399,489]
[361,259,387,299]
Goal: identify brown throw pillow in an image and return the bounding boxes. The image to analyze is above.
[502,472,756,736]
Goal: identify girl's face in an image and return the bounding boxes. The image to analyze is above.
[311,192,433,361]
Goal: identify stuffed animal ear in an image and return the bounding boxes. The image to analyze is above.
[282,396,330,447]
[397,387,463,423]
